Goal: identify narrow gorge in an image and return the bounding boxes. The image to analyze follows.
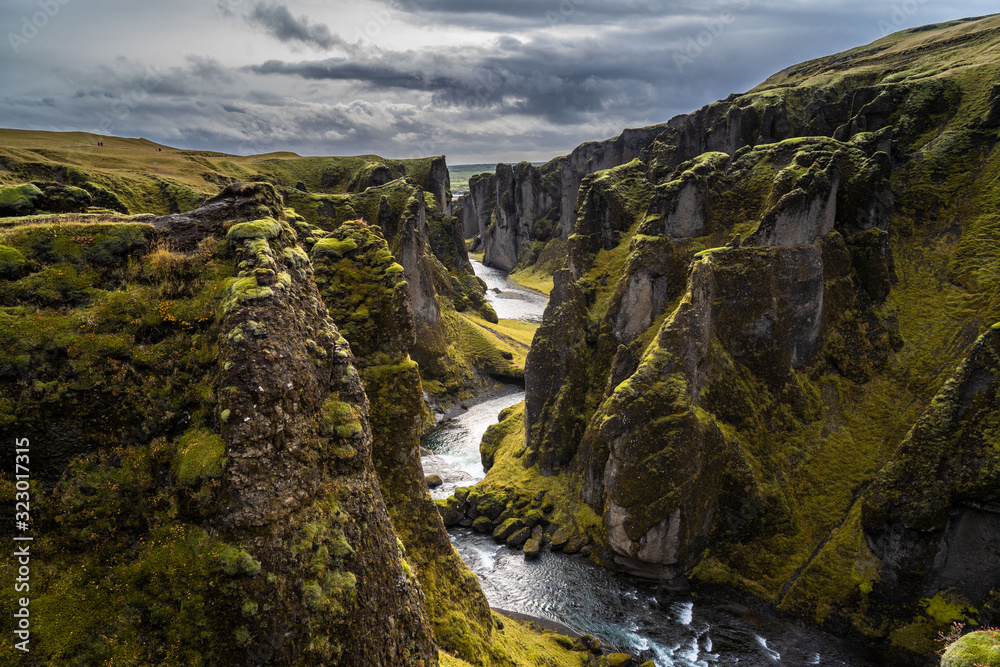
[2,12,1000,667]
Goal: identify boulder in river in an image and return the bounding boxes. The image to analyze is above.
[506,527,531,548]
[425,474,443,488]
[606,654,635,667]
[473,491,508,521]
[549,526,572,551]
[435,498,462,527]
[472,516,495,533]
[523,508,546,528]
[493,518,525,542]
[523,538,541,559]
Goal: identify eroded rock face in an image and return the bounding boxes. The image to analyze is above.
[310,220,497,661]
[525,136,894,482]
[862,327,1000,618]
[150,181,283,251]
[204,200,439,665]
[523,269,591,475]
[581,243,833,581]
[559,126,670,239]
[428,155,452,214]
[397,197,441,328]
[471,69,928,273]
[499,17,1000,656]
[0,183,440,665]
[465,160,563,271]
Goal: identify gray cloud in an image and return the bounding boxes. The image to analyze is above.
[1,0,997,163]
[375,0,675,30]
[246,2,345,50]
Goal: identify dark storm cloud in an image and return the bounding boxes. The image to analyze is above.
[245,2,346,50]
[249,31,738,125]
[2,0,997,162]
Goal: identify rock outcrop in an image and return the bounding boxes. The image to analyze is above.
[464,159,563,271]
[309,220,500,663]
[862,324,1000,624]
[0,183,439,664]
[489,15,1000,660]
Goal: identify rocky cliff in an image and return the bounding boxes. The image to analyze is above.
[0,178,591,666]
[0,183,439,664]
[465,127,666,273]
[0,136,511,408]
[478,14,1000,659]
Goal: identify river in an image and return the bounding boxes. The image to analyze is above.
[470,258,549,323]
[420,262,887,666]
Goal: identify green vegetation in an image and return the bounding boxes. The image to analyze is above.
[464,15,1000,664]
[941,629,1000,667]
[172,427,227,487]
[0,129,448,219]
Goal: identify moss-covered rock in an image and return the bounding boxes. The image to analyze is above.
[495,16,1000,662]
[0,189,438,664]
[941,630,1000,667]
[0,183,43,216]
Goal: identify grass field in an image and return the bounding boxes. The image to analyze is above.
[448,163,496,197]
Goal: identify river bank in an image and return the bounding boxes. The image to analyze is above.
[420,389,894,666]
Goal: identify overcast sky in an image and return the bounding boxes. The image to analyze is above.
[0,1,994,164]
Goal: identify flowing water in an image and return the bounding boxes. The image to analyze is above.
[421,395,885,666]
[471,258,549,323]
[420,261,886,666]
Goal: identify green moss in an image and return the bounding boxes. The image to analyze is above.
[313,236,359,258]
[218,546,262,576]
[941,630,1000,667]
[226,217,282,241]
[0,183,43,214]
[0,244,26,277]
[222,276,274,313]
[172,427,226,487]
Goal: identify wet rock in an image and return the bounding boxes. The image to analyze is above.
[493,518,525,543]
[472,516,495,534]
[523,508,546,529]
[575,634,603,654]
[549,526,573,551]
[435,498,462,527]
[606,654,635,667]
[523,538,541,559]
[563,537,588,555]
[475,493,508,521]
[506,527,531,548]
[425,474,443,488]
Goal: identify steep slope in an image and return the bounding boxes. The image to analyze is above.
[0,182,587,666]
[463,127,667,274]
[0,131,513,408]
[0,183,438,664]
[474,13,1000,659]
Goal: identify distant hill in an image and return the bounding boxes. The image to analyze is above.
[0,128,448,224]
